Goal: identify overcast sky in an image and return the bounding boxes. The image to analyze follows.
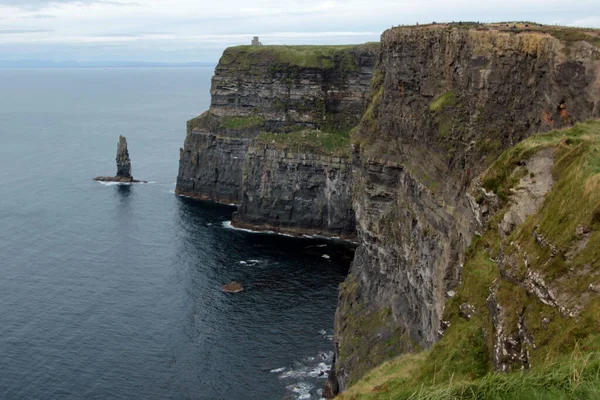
[0,0,599,63]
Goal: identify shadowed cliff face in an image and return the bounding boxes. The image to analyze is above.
[176,44,378,205]
[328,26,600,394]
[232,147,356,239]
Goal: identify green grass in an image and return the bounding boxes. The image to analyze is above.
[547,29,600,49]
[220,115,265,130]
[255,129,351,157]
[430,91,456,113]
[339,120,600,399]
[341,347,600,400]
[219,45,366,70]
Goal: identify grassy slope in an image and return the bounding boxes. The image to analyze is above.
[339,120,600,399]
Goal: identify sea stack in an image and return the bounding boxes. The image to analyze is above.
[116,135,132,179]
[94,136,146,183]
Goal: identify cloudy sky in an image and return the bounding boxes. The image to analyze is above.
[0,0,599,63]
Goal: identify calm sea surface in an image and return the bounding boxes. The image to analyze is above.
[0,68,352,400]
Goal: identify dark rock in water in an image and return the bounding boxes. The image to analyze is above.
[222,282,244,293]
[116,135,132,179]
[94,136,147,183]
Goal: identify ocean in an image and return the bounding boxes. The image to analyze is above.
[0,68,352,400]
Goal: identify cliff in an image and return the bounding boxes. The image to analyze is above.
[337,119,600,399]
[176,44,378,207]
[328,23,600,395]
[174,23,600,398]
[232,132,355,239]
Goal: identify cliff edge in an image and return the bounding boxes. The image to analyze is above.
[328,23,600,395]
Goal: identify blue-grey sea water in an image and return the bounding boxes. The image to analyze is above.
[0,68,352,400]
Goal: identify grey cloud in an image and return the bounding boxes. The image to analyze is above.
[0,27,52,34]
[0,0,136,8]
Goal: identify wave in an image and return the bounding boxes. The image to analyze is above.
[221,221,295,238]
[272,348,334,399]
[239,260,260,265]
[286,382,314,400]
[96,181,155,187]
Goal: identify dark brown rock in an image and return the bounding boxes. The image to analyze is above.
[222,282,244,293]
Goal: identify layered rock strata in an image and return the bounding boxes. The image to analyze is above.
[232,146,355,239]
[176,44,379,208]
[328,25,600,394]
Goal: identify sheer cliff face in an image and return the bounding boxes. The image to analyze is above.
[330,26,600,392]
[232,148,355,239]
[176,44,378,204]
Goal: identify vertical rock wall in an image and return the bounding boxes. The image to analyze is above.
[329,26,600,393]
[176,44,378,205]
[232,147,355,239]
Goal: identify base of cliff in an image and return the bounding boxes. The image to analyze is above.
[231,213,357,242]
[174,188,240,205]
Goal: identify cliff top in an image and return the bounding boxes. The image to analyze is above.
[219,42,379,70]
[388,22,600,49]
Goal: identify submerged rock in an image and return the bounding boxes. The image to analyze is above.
[222,282,244,293]
[94,136,146,183]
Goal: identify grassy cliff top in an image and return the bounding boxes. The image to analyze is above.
[218,43,378,70]
[388,22,600,48]
[339,120,600,399]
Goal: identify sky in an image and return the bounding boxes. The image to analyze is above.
[0,0,599,63]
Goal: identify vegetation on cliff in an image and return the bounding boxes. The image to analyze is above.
[338,120,600,399]
[391,22,600,51]
[254,129,351,157]
[219,44,376,71]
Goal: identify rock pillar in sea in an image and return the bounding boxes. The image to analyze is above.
[116,135,132,179]
[94,135,145,183]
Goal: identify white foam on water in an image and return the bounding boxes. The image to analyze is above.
[239,260,259,265]
[278,349,333,399]
[221,221,294,237]
[301,233,359,245]
[279,368,306,379]
[308,363,330,379]
[96,181,154,187]
[270,367,286,373]
[286,382,314,400]
[97,181,132,186]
